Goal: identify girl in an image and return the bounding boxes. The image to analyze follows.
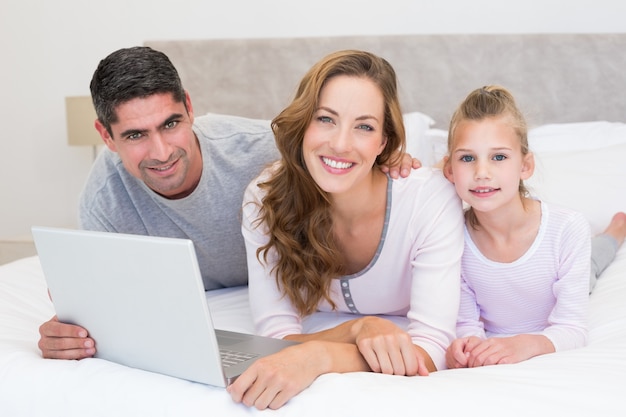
[443,85,624,369]
[229,50,464,409]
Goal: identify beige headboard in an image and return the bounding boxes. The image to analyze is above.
[145,34,626,128]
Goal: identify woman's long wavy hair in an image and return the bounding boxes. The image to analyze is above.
[447,85,530,230]
[254,50,406,316]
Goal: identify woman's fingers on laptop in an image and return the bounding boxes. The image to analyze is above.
[38,315,96,359]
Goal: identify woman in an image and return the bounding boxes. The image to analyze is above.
[229,50,464,410]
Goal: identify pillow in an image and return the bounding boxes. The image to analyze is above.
[423,128,449,167]
[424,121,626,167]
[529,121,626,153]
[527,141,626,235]
[403,112,435,163]
[422,120,626,233]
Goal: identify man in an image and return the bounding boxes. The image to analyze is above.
[38,46,417,360]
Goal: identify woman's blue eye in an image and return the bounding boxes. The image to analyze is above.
[357,124,373,131]
[318,116,332,123]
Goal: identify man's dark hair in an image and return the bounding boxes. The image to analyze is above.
[90,46,187,134]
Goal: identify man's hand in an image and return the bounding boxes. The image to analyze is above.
[38,315,96,359]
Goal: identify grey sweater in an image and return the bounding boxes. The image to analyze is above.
[79,113,279,290]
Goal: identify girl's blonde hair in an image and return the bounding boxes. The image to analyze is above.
[447,85,530,230]
[254,50,406,316]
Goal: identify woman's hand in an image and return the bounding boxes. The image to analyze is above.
[227,340,365,410]
[380,152,421,178]
[352,316,431,376]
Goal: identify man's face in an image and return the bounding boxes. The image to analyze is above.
[95,92,203,199]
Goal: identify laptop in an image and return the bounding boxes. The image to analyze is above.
[31,226,297,387]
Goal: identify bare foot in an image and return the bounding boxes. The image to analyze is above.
[603,212,626,247]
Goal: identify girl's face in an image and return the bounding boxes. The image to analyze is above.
[302,75,387,196]
[444,116,534,214]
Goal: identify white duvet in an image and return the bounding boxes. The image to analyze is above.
[1,247,625,416]
[2,120,625,416]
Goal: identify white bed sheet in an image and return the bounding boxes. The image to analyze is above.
[1,248,625,416]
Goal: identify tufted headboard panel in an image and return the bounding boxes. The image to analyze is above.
[146,34,626,127]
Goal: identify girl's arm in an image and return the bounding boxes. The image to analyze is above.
[455,274,487,339]
[541,211,591,351]
[463,210,591,367]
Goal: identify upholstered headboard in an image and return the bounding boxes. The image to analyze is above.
[145,34,626,127]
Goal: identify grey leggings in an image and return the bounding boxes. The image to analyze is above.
[589,234,619,293]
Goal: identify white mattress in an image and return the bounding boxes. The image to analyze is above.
[1,249,625,416]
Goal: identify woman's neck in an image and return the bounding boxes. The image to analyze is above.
[330,169,388,225]
[330,169,389,274]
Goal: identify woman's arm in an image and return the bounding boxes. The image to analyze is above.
[404,172,465,370]
[227,340,368,410]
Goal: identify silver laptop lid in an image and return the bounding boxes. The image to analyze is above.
[32,226,228,386]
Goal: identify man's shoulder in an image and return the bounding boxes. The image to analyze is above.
[193,113,272,140]
[80,150,141,206]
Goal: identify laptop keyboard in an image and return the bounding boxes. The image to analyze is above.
[220,348,259,367]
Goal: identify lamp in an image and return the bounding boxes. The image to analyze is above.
[65,96,102,160]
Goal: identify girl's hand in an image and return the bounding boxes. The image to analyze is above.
[445,336,482,369]
[465,334,555,367]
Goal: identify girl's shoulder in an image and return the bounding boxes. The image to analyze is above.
[541,201,588,228]
[538,201,591,243]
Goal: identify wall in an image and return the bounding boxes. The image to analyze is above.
[1,0,624,239]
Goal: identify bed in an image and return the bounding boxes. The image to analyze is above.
[1,34,625,416]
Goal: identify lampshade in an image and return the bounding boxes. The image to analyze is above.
[65,96,102,147]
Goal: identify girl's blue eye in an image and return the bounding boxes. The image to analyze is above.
[460,155,474,162]
[493,154,506,161]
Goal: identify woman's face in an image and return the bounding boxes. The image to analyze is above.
[302,75,387,196]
